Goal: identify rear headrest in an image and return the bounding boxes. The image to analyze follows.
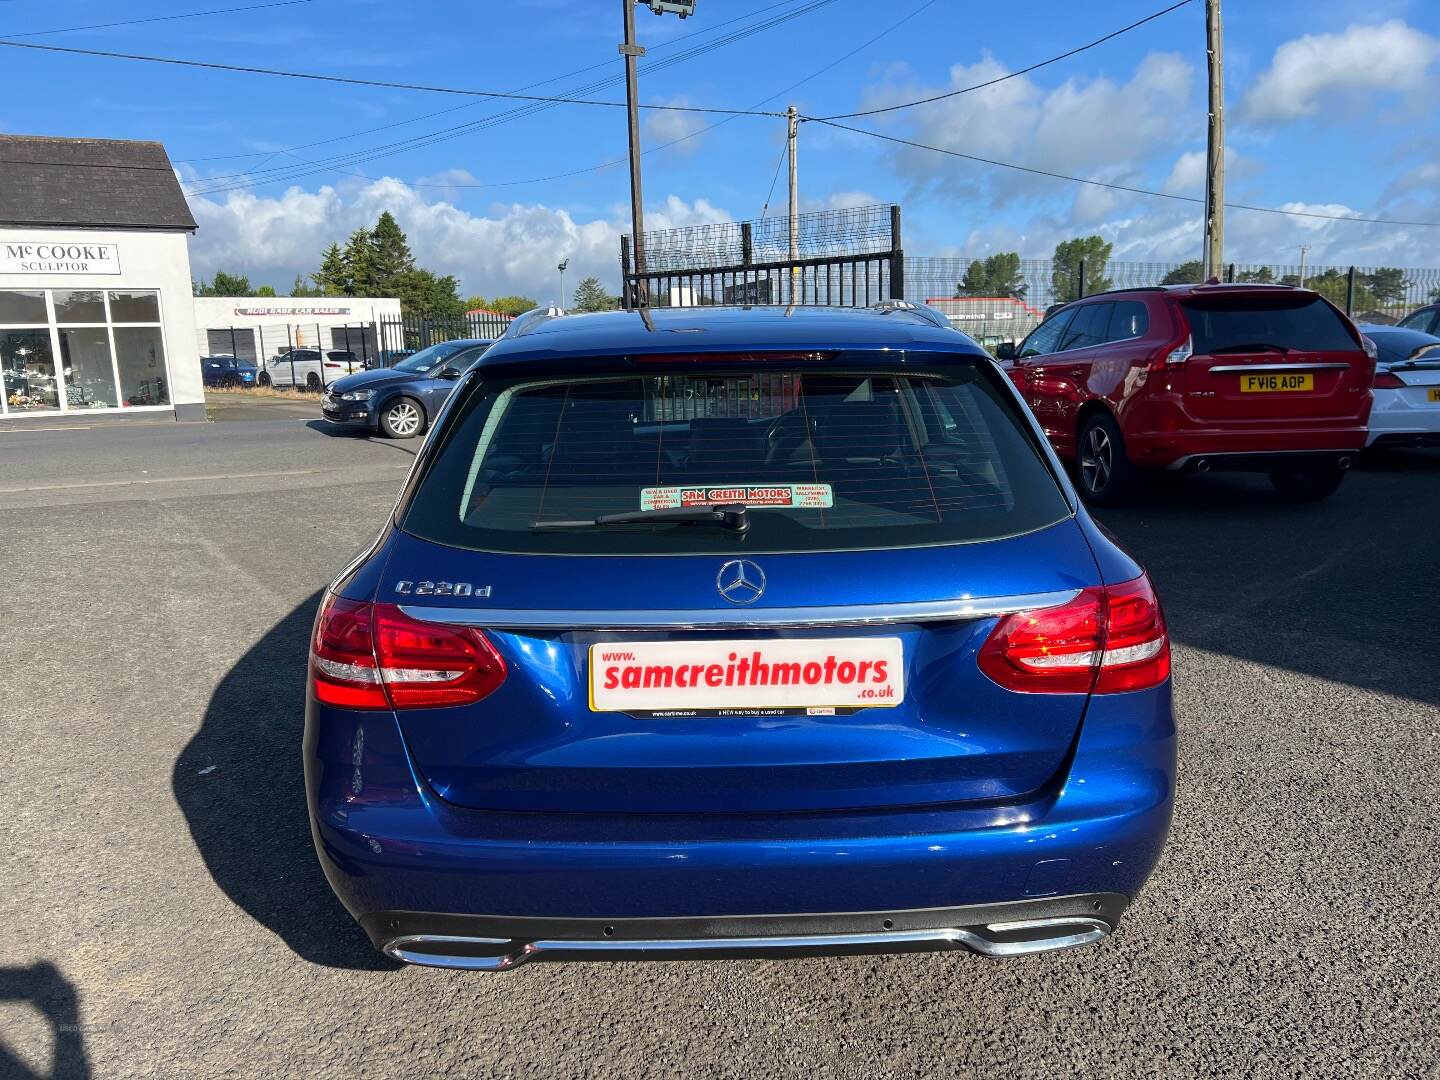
[811,398,906,462]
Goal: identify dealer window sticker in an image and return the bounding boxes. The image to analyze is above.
[640,483,834,511]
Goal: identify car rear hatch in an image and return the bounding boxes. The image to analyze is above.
[376,356,1102,814]
[1176,290,1372,425]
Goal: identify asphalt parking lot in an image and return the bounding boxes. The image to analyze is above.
[1,413,1437,1079]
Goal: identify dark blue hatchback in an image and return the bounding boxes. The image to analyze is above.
[321,338,493,438]
[305,304,1176,970]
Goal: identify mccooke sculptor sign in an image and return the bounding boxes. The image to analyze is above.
[1,241,122,275]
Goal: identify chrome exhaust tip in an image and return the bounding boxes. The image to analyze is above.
[382,916,1114,971]
[1194,458,1210,473]
[1337,456,1353,470]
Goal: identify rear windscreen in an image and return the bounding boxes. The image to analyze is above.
[1182,294,1359,353]
[399,358,1070,555]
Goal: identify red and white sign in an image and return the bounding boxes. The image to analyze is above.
[589,637,903,714]
[640,483,833,511]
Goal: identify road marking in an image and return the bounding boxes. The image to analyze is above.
[0,464,409,494]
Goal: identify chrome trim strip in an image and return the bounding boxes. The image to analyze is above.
[1165,449,1356,471]
[1207,362,1351,373]
[383,917,1111,971]
[398,589,1080,630]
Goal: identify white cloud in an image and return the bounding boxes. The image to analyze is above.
[184,177,732,302]
[642,96,710,156]
[1240,20,1440,124]
[858,51,1194,209]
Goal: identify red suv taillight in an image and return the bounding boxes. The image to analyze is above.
[310,595,507,709]
[977,574,1170,694]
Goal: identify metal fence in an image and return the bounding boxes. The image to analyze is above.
[377,310,515,361]
[621,204,904,308]
[906,257,1440,345]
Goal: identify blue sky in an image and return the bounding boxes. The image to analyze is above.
[4,0,1438,300]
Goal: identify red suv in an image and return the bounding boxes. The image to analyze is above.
[1000,284,1375,502]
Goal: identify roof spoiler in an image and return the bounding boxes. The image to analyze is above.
[502,305,565,338]
[870,299,954,330]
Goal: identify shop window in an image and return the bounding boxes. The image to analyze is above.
[0,290,48,324]
[114,326,169,406]
[109,290,161,322]
[59,326,118,408]
[2,329,60,412]
[54,290,107,324]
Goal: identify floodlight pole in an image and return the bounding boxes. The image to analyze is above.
[621,1,649,306]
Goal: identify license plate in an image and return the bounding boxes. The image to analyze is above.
[1240,372,1314,392]
[1429,388,1440,402]
[589,638,904,717]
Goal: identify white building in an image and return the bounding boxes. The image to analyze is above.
[193,295,403,367]
[1,134,204,422]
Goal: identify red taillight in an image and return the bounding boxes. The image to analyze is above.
[310,596,507,710]
[1372,370,1405,389]
[977,575,1169,694]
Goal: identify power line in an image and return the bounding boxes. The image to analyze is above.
[815,0,1196,120]
[808,118,1440,228]
[0,37,787,117]
[172,0,827,164]
[0,0,314,39]
[208,0,935,201]
[181,0,843,196]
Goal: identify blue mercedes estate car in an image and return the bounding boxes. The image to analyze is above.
[305,303,1176,971]
[321,338,493,438]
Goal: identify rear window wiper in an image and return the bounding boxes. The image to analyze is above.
[1208,342,1293,354]
[531,503,750,533]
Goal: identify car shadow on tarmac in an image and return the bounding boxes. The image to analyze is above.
[1093,449,1440,708]
[305,420,417,455]
[0,962,90,1079]
[173,592,398,971]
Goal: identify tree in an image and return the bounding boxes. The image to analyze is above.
[255,284,277,297]
[341,228,375,296]
[1050,236,1113,302]
[1362,267,1409,307]
[488,295,539,317]
[394,268,464,319]
[195,270,254,296]
[1160,260,1204,286]
[311,244,347,296]
[1236,266,1275,284]
[461,295,490,312]
[956,253,1026,299]
[571,276,619,312]
[369,211,416,292]
[290,274,322,298]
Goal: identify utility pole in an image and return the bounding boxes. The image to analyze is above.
[787,104,799,303]
[621,1,648,306]
[557,258,569,308]
[1203,0,1225,279]
[1298,244,1310,288]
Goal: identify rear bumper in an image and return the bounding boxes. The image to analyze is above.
[1166,448,1359,473]
[366,893,1126,970]
[304,683,1175,959]
[1128,426,1367,469]
[1366,391,1440,446]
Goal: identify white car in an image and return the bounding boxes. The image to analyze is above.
[259,349,365,390]
[1359,324,1440,448]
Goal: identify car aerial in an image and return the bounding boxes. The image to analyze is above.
[321,338,494,438]
[997,283,1375,503]
[1356,323,1440,448]
[304,302,1176,971]
[1395,300,1440,335]
[258,348,364,390]
[199,355,257,388]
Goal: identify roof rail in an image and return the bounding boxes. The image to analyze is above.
[502,305,565,338]
[870,298,954,330]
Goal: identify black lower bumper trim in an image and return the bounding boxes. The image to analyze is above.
[1177,450,1357,473]
[361,893,1128,970]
